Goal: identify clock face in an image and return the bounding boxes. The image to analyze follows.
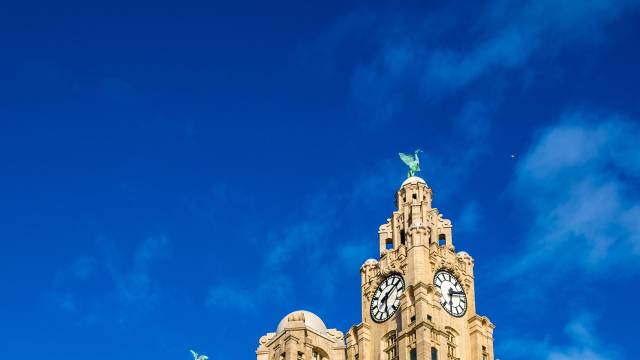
[433,270,467,317]
[370,274,405,323]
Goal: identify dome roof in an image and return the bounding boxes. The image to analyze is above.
[401,176,427,186]
[363,258,378,266]
[276,310,327,333]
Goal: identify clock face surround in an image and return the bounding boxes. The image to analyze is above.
[433,270,467,317]
[370,274,405,323]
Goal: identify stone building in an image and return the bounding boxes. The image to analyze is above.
[257,176,495,360]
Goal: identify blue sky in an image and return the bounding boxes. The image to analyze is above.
[1,1,639,359]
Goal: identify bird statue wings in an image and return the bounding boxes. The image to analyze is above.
[399,150,422,178]
[190,349,209,360]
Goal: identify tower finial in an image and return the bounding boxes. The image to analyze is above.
[399,149,422,178]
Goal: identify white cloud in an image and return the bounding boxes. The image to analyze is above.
[49,236,171,322]
[509,113,640,275]
[206,191,336,312]
[68,256,97,280]
[134,236,171,270]
[499,312,618,360]
[206,273,294,313]
[205,167,392,313]
[326,1,640,124]
[111,236,171,316]
[545,313,616,360]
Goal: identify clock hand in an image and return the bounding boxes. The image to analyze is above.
[380,286,397,312]
[380,291,390,308]
[376,290,387,312]
[387,290,398,312]
[450,291,465,296]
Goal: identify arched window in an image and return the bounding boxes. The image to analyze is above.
[386,238,394,250]
[312,348,329,360]
[383,331,398,360]
[410,348,417,360]
[431,347,438,360]
[438,234,446,246]
[445,330,457,360]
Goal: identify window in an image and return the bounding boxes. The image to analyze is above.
[431,347,438,360]
[412,193,417,200]
[297,352,304,360]
[354,354,359,360]
[280,353,286,360]
[400,230,406,246]
[438,234,446,246]
[387,346,397,360]
[446,331,456,360]
[386,238,394,250]
[447,345,455,359]
[312,349,328,360]
[427,314,432,321]
[446,331,455,343]
[410,314,416,323]
[385,332,398,360]
[410,348,417,360]
[482,346,487,360]
[388,333,397,347]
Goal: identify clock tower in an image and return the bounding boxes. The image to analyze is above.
[346,176,495,360]
[257,172,495,360]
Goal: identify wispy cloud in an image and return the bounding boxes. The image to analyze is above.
[49,256,97,313]
[500,311,618,360]
[67,256,97,281]
[420,100,496,201]
[206,166,393,313]
[111,236,171,317]
[206,192,333,312]
[321,0,639,124]
[49,235,171,323]
[207,191,342,312]
[508,112,640,276]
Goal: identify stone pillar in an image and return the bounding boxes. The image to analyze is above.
[357,325,371,360]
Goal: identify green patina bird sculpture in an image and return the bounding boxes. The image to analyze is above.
[190,350,209,360]
[399,149,422,178]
